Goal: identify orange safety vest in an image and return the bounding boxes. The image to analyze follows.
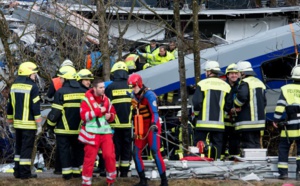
[52,77,63,91]
[86,54,92,69]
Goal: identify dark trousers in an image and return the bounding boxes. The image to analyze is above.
[240,130,260,148]
[113,129,132,174]
[194,129,223,159]
[54,142,61,172]
[56,135,84,178]
[278,138,300,175]
[221,126,240,156]
[14,129,35,178]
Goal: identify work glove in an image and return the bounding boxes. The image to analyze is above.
[150,123,158,133]
[9,125,16,134]
[136,49,142,55]
[36,123,43,136]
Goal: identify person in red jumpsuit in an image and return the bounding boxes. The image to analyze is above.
[128,73,168,186]
[79,78,117,186]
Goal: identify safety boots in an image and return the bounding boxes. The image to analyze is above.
[133,171,148,186]
[160,172,168,186]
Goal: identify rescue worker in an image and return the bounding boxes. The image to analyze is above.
[47,65,86,180]
[46,59,74,174]
[168,41,178,59]
[273,65,300,180]
[234,61,266,148]
[142,63,152,70]
[171,110,194,160]
[79,79,117,186]
[76,69,94,90]
[105,61,132,177]
[128,73,168,186]
[137,46,175,66]
[144,39,159,63]
[192,60,231,159]
[46,59,74,99]
[7,61,42,179]
[124,47,141,74]
[221,64,241,160]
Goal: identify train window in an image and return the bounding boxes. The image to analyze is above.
[261,54,295,81]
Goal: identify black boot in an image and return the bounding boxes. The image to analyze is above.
[133,171,148,186]
[160,172,168,186]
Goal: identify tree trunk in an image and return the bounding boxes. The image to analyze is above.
[173,0,189,153]
[96,0,111,81]
[192,0,201,84]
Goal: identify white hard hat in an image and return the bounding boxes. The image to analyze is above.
[291,65,300,79]
[204,60,223,74]
[60,59,74,67]
[177,110,182,117]
[236,61,256,76]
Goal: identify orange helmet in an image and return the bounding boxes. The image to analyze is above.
[128,73,143,88]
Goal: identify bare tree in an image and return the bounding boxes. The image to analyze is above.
[173,0,189,152]
[192,0,201,84]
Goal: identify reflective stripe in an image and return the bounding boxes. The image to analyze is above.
[14,155,20,161]
[52,104,63,110]
[120,160,130,167]
[80,129,96,139]
[111,98,132,104]
[274,113,282,119]
[54,129,80,134]
[14,120,37,129]
[85,112,90,121]
[20,159,31,165]
[62,167,72,174]
[72,167,81,174]
[23,93,30,124]
[236,124,265,130]
[234,98,243,107]
[106,171,117,180]
[277,100,287,106]
[63,103,80,107]
[47,119,56,126]
[78,135,95,145]
[297,156,300,160]
[196,123,225,130]
[110,123,132,128]
[64,93,85,101]
[278,162,288,169]
[287,119,300,125]
[33,96,40,103]
[280,129,300,138]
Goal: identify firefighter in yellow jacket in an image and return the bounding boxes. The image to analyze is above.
[192,60,231,159]
[7,61,42,179]
[273,65,300,180]
[234,61,266,149]
[47,66,86,180]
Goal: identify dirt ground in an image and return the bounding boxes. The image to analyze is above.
[0,172,299,186]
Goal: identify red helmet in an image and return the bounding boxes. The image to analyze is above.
[128,73,143,88]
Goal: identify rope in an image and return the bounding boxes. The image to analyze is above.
[137,125,254,185]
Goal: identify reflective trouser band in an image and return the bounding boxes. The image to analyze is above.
[82,175,92,185]
[62,167,72,174]
[120,161,130,167]
[278,162,288,169]
[72,167,81,174]
[14,155,20,161]
[19,158,31,165]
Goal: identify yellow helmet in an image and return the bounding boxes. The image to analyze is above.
[225,63,238,74]
[57,66,76,80]
[18,61,38,76]
[76,69,94,81]
[143,63,152,70]
[110,61,128,73]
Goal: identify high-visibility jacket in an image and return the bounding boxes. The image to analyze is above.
[144,45,159,63]
[105,70,132,129]
[168,48,178,59]
[7,76,41,130]
[142,51,175,66]
[192,77,231,132]
[47,80,86,135]
[124,54,139,70]
[234,76,266,132]
[274,82,300,139]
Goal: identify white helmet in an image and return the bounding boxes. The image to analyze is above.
[291,65,300,79]
[236,61,256,76]
[177,110,182,117]
[204,60,223,74]
[60,59,74,67]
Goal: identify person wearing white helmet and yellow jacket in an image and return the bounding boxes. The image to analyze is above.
[233,61,266,149]
[192,60,231,160]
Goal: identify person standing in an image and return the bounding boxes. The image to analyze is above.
[105,62,132,177]
[192,60,231,160]
[79,79,117,186]
[124,48,141,74]
[47,65,86,180]
[6,61,42,179]
[128,73,168,186]
[234,61,266,148]
[221,63,241,160]
[273,65,300,180]
[76,69,94,91]
[144,39,159,64]
[167,41,178,59]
